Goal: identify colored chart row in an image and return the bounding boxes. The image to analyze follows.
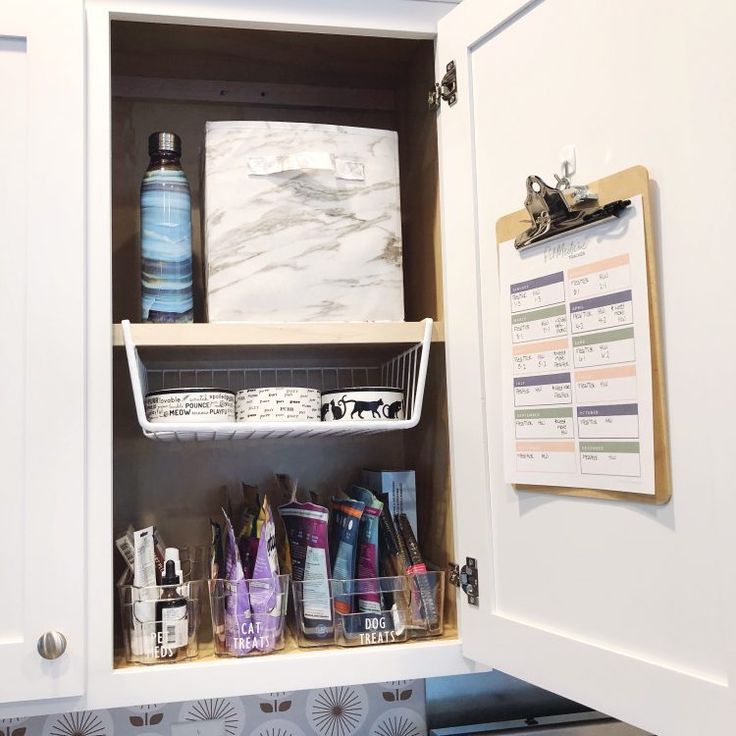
[515,440,641,477]
[513,364,638,407]
[515,404,639,440]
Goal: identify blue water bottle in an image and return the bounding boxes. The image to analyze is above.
[140,131,193,322]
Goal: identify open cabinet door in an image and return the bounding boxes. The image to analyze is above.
[438,1,736,734]
[0,0,85,704]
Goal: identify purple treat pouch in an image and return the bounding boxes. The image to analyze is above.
[222,509,256,655]
[279,500,332,641]
[249,497,282,652]
[237,535,258,580]
[348,486,384,613]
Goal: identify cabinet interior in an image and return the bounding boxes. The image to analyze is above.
[110,20,456,664]
[111,21,442,324]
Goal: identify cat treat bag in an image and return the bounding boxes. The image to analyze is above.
[222,509,256,656]
[249,497,283,652]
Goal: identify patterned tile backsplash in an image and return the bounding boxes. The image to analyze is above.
[0,680,426,736]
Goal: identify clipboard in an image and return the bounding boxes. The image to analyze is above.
[496,165,671,504]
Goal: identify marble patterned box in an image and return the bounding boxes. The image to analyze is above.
[203,121,405,322]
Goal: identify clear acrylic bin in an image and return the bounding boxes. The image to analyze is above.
[290,571,445,648]
[406,569,445,640]
[209,575,289,657]
[332,576,412,647]
[119,580,204,665]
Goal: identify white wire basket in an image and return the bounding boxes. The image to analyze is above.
[121,319,433,441]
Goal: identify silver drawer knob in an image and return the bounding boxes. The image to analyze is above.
[37,631,67,660]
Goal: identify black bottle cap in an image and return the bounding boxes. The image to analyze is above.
[162,559,180,585]
[148,131,181,156]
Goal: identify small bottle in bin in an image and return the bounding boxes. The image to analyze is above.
[154,559,188,660]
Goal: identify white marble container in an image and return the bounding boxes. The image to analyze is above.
[203,121,404,322]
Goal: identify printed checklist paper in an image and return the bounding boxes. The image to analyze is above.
[500,195,655,494]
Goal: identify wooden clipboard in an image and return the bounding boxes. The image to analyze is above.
[496,165,671,504]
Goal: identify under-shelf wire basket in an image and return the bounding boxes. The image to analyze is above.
[121,319,433,441]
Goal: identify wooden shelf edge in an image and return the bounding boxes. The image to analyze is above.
[113,626,459,672]
[112,321,444,347]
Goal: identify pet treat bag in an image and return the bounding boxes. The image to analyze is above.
[279,500,332,639]
[222,510,255,655]
[249,497,282,652]
[331,498,365,615]
[348,486,384,613]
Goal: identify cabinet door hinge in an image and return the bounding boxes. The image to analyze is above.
[449,556,479,605]
[428,60,457,111]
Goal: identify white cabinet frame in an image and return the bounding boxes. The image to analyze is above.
[0,0,85,710]
[84,0,479,711]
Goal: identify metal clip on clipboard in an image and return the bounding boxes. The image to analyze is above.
[514,174,631,250]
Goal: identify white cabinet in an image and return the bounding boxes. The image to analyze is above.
[84,0,476,715]
[0,0,85,705]
[438,1,736,735]
[2,2,736,735]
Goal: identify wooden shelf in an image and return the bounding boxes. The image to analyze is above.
[114,625,458,669]
[112,320,444,347]
[107,629,464,707]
